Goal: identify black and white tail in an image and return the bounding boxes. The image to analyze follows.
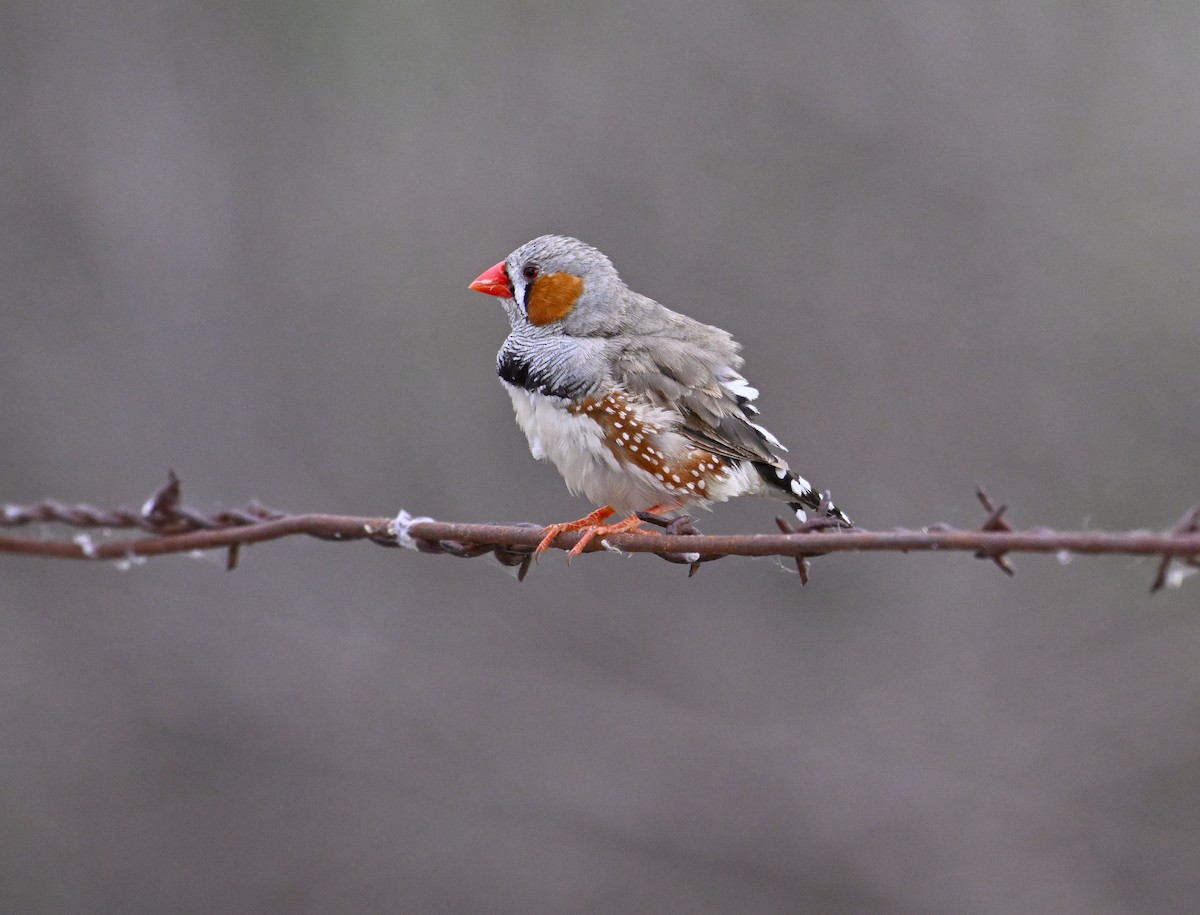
[758,463,851,527]
[721,369,851,526]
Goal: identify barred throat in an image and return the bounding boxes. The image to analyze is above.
[497,349,583,400]
[496,333,600,401]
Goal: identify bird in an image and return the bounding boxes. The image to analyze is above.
[469,234,850,558]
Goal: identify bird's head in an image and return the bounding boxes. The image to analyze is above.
[469,235,624,336]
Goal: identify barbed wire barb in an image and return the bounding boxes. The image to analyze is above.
[973,484,1017,577]
[1149,505,1200,594]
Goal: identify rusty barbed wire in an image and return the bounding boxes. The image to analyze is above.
[1,474,1197,590]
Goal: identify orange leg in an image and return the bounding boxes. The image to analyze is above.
[536,505,669,559]
[564,512,651,559]
[535,505,616,556]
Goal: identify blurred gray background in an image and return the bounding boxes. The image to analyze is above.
[2,0,1198,911]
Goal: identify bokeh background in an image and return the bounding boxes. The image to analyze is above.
[2,1,1198,911]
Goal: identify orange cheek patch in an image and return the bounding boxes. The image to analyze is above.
[526,272,584,325]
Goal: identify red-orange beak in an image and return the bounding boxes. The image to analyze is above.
[469,261,513,298]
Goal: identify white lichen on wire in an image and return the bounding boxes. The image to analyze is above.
[391,510,436,551]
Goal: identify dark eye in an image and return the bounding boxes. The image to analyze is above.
[521,263,540,280]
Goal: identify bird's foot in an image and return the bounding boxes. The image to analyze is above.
[536,505,669,560]
[564,513,656,560]
[534,506,616,557]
